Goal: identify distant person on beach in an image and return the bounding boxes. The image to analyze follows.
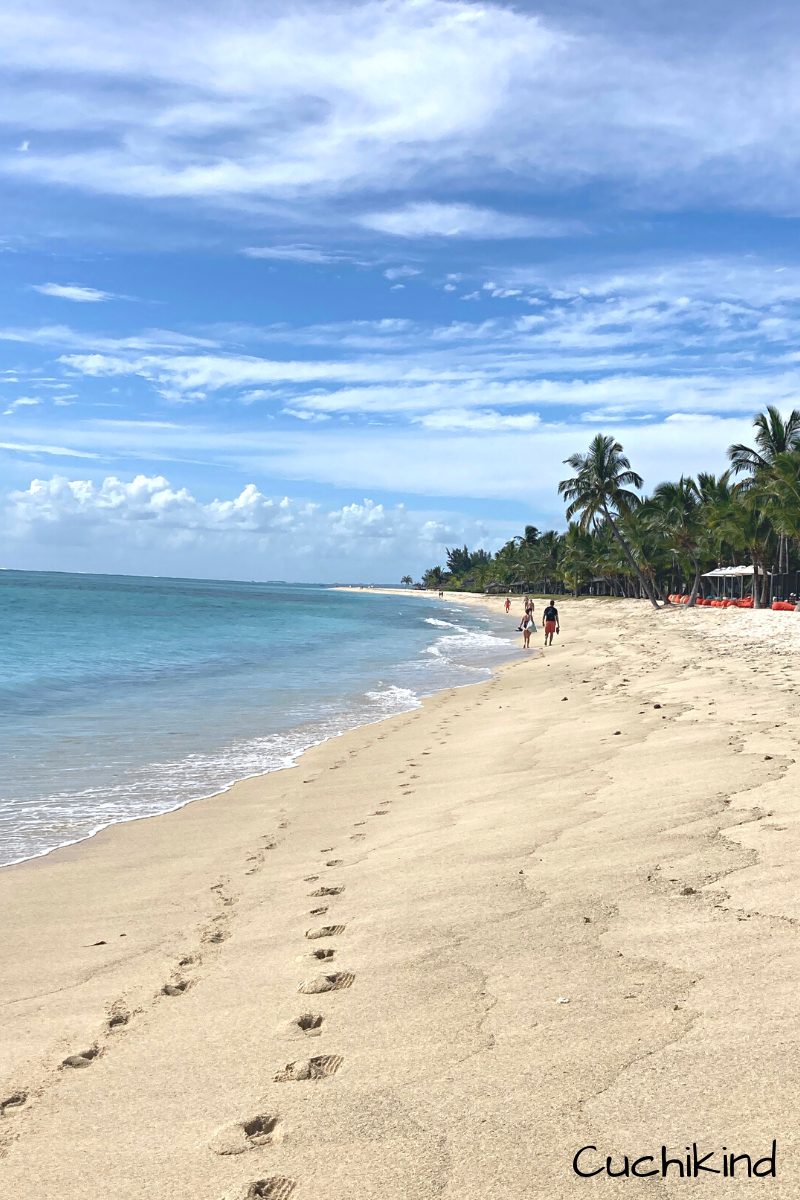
[522,613,534,649]
[505,597,511,613]
[543,600,559,646]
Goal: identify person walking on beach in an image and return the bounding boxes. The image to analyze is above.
[521,612,534,649]
[543,600,559,647]
[504,597,511,614]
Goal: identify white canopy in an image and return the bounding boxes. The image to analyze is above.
[702,565,757,578]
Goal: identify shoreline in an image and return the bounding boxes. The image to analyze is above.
[3,596,800,1197]
[1,588,517,874]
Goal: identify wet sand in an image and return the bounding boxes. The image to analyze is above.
[1,596,799,1197]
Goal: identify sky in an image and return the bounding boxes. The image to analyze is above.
[3,0,800,582]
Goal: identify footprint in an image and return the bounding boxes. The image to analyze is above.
[305,925,345,939]
[311,885,344,897]
[162,980,191,997]
[209,1112,284,1155]
[61,1047,102,1070]
[204,926,230,945]
[107,1008,130,1030]
[325,859,342,867]
[304,875,319,883]
[311,948,335,960]
[0,1091,27,1116]
[298,972,354,994]
[372,810,388,817]
[320,847,334,853]
[225,1179,297,1200]
[350,833,365,841]
[291,1013,324,1037]
[353,822,366,827]
[274,1054,343,1082]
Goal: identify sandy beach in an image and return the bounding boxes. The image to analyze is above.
[2,594,799,1197]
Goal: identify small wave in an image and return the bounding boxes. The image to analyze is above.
[423,617,467,630]
[363,684,422,716]
[426,628,511,660]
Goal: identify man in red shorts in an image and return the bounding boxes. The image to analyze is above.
[543,599,560,647]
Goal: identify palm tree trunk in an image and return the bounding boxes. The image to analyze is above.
[601,506,660,609]
[687,556,701,607]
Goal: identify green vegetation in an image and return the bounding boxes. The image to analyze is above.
[420,407,800,608]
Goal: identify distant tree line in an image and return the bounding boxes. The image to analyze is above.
[417,406,800,609]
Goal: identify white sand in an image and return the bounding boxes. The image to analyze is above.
[1,596,799,1197]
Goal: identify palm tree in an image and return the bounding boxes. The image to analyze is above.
[762,451,800,565]
[400,575,413,586]
[643,477,705,605]
[728,406,800,573]
[558,434,659,608]
[561,523,595,594]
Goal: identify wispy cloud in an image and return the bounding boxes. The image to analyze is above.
[383,266,421,281]
[31,283,118,303]
[3,396,41,416]
[4,0,800,222]
[242,245,346,265]
[359,203,581,239]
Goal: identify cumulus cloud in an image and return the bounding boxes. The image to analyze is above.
[4,472,505,577]
[32,283,117,303]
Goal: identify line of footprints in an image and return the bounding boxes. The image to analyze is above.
[210,843,359,1200]
[1,744,432,1195]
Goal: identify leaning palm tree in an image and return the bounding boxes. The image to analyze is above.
[728,406,800,573]
[558,434,659,608]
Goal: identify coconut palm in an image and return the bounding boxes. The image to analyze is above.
[643,477,706,605]
[760,450,800,562]
[728,407,800,573]
[558,434,659,608]
[561,523,596,595]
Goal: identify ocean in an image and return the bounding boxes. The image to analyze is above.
[0,571,520,867]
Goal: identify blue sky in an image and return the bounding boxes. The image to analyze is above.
[3,0,800,581]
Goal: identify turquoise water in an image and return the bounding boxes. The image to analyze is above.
[0,571,519,866]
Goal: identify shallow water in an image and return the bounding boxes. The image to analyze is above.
[0,572,519,865]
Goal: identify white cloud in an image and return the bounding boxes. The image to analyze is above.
[32,283,117,303]
[0,439,99,459]
[4,472,505,577]
[360,202,580,239]
[4,1,800,220]
[3,396,41,415]
[0,324,220,352]
[242,245,345,264]
[416,408,541,432]
[58,351,469,392]
[383,266,421,280]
